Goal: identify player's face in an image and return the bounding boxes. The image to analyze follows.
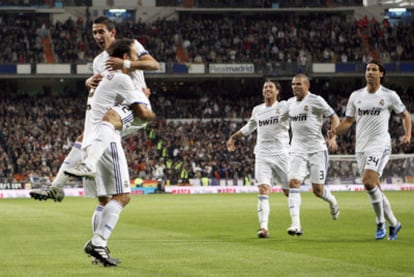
[262,81,278,100]
[291,77,309,101]
[365,63,383,86]
[92,23,116,50]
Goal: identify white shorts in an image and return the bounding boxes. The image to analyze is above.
[289,150,329,184]
[356,149,390,177]
[255,153,289,189]
[111,105,147,138]
[83,140,131,197]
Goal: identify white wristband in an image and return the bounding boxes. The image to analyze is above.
[123,60,131,69]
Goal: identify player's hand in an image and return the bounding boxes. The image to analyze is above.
[327,129,336,140]
[105,57,124,71]
[400,134,411,145]
[327,137,338,152]
[226,138,236,152]
[143,87,151,98]
[86,73,103,89]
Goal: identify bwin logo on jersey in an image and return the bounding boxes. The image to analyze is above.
[290,113,307,122]
[258,116,279,126]
[358,107,381,116]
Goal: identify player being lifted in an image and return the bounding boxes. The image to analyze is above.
[30,16,159,201]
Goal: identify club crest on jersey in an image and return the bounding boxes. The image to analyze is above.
[379,99,384,106]
[304,105,309,111]
[107,73,115,80]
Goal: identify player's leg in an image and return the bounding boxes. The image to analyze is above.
[287,154,306,236]
[84,141,130,266]
[65,105,145,178]
[382,192,402,240]
[358,151,392,239]
[29,135,83,202]
[255,157,271,238]
[309,151,340,220]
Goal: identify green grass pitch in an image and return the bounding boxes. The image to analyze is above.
[0,191,413,276]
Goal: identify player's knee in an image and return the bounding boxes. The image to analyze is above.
[103,109,122,130]
[362,171,379,190]
[289,179,301,188]
[311,185,324,198]
[258,184,270,195]
[98,196,110,206]
[113,193,131,207]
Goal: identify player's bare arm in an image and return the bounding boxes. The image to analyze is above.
[329,116,355,138]
[106,54,160,71]
[400,110,412,145]
[131,103,156,122]
[327,114,340,152]
[226,131,243,152]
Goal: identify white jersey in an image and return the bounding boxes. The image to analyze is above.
[288,92,335,153]
[92,39,148,91]
[345,85,407,153]
[82,70,149,149]
[240,100,290,156]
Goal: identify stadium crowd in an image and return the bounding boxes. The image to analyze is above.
[1,11,414,66]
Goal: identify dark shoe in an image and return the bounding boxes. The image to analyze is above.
[376,222,386,240]
[29,186,64,202]
[84,240,119,267]
[388,222,402,241]
[257,228,270,238]
[287,225,304,236]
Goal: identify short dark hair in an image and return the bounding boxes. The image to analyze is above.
[264,79,281,91]
[107,38,134,58]
[93,16,115,31]
[368,60,386,81]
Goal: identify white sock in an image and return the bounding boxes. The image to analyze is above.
[91,205,104,233]
[51,141,82,188]
[84,121,117,171]
[321,187,338,207]
[382,192,398,227]
[93,200,123,247]
[288,188,301,227]
[257,195,269,230]
[367,187,385,224]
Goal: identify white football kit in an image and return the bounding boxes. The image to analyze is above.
[92,39,150,137]
[287,92,336,184]
[240,100,290,188]
[345,85,407,176]
[82,71,149,197]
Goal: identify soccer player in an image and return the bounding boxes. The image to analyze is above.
[30,16,159,201]
[329,61,411,240]
[82,38,155,266]
[287,73,340,236]
[226,80,290,238]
